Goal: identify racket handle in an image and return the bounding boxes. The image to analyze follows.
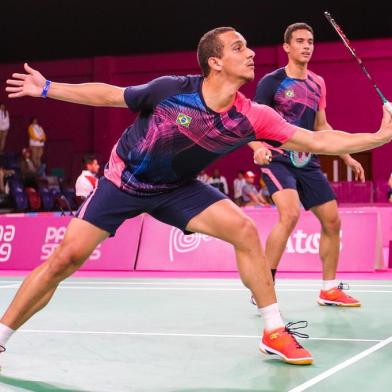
[384,101,392,114]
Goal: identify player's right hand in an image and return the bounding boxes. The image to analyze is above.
[6,63,46,98]
[253,145,272,165]
[376,104,392,144]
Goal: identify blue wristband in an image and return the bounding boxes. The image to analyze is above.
[41,80,52,98]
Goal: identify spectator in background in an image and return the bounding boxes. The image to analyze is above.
[242,171,267,206]
[208,168,228,195]
[20,147,38,188]
[28,117,46,169]
[0,167,14,194]
[233,170,246,206]
[75,154,100,200]
[0,103,10,153]
[259,176,273,205]
[388,173,392,202]
[197,169,210,184]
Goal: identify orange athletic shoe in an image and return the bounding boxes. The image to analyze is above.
[318,282,361,307]
[259,321,313,365]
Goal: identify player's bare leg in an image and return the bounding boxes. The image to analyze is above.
[265,189,301,271]
[187,198,313,364]
[311,201,361,306]
[311,200,340,280]
[0,219,109,330]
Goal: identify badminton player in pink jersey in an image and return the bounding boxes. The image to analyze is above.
[251,23,364,306]
[2,27,392,366]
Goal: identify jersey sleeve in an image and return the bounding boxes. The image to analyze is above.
[254,75,276,106]
[124,75,187,112]
[247,102,297,146]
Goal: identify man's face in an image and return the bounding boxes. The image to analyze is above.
[215,31,255,82]
[87,159,100,174]
[284,29,314,64]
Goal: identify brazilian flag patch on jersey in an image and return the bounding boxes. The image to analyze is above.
[176,113,192,128]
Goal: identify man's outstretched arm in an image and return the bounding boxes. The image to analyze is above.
[282,105,392,155]
[6,63,127,108]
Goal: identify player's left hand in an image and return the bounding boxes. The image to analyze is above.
[344,157,365,183]
[6,63,46,98]
[253,145,272,165]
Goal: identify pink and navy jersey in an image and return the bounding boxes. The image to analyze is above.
[105,75,296,195]
[254,68,326,167]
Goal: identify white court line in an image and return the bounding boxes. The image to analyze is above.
[52,287,392,293]
[1,285,392,293]
[18,329,382,343]
[288,336,392,392]
[50,286,392,293]
[2,280,392,288]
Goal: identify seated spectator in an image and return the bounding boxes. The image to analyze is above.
[208,168,228,195]
[233,170,246,206]
[197,170,210,184]
[28,117,46,169]
[0,166,15,194]
[242,171,267,206]
[259,176,273,205]
[75,154,100,200]
[20,147,39,188]
[388,173,392,202]
[0,103,10,153]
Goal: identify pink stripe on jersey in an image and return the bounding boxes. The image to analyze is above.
[262,168,283,191]
[104,142,125,188]
[244,100,297,143]
[308,70,327,110]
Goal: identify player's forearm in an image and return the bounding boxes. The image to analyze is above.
[248,141,264,151]
[315,120,351,160]
[313,130,385,155]
[47,82,125,107]
[339,153,352,162]
[283,128,387,156]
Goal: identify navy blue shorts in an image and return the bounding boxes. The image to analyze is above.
[261,162,336,210]
[76,177,228,235]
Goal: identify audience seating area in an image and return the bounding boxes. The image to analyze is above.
[0,151,390,212]
[0,152,79,214]
[331,181,389,204]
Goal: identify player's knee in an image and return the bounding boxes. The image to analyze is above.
[322,215,341,234]
[234,216,259,247]
[47,242,86,279]
[280,209,300,230]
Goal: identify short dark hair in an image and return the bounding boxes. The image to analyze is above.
[82,154,97,169]
[284,23,314,44]
[197,27,235,77]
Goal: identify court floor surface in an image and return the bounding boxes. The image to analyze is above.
[0,277,390,392]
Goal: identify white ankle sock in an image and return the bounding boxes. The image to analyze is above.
[0,323,15,348]
[259,303,284,331]
[323,280,337,291]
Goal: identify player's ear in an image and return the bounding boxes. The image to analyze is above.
[208,57,223,72]
[283,43,290,54]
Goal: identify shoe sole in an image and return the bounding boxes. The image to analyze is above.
[318,299,361,307]
[259,343,313,365]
